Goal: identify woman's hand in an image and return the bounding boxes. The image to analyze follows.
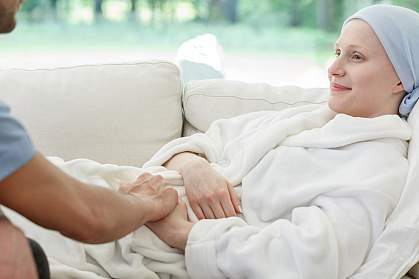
[119,172,178,223]
[146,201,193,251]
[165,152,241,220]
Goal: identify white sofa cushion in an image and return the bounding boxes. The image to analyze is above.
[0,61,183,166]
[183,79,329,133]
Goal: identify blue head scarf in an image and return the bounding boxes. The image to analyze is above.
[344,4,419,117]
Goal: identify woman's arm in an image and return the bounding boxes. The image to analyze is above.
[148,196,373,279]
[164,152,240,219]
[0,153,178,244]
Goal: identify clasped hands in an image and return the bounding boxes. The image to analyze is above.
[119,155,240,250]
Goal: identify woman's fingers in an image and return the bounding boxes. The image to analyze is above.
[202,191,225,218]
[199,203,215,219]
[219,189,237,217]
[227,183,241,213]
[186,181,239,219]
[182,165,239,220]
[190,202,205,220]
[210,200,226,218]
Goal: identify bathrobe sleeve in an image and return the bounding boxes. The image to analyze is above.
[144,104,333,185]
[144,110,279,166]
[185,195,373,279]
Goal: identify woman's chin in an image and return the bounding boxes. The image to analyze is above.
[327,98,346,114]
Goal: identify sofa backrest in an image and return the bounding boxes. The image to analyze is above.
[0,61,183,166]
[182,79,329,135]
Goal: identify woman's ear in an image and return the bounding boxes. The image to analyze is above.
[393,81,405,94]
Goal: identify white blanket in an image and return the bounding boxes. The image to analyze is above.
[144,104,411,279]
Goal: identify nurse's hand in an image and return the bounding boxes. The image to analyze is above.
[119,172,178,222]
[164,152,241,220]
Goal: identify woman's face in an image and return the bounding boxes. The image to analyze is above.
[328,19,404,118]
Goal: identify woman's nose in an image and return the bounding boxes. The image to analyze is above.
[328,58,345,78]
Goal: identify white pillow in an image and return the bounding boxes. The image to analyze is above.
[0,61,183,166]
[183,79,329,132]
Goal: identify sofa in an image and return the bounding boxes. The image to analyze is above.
[0,60,418,278]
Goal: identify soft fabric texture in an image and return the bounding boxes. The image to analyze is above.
[183,79,329,132]
[343,4,419,117]
[0,101,35,182]
[1,157,189,279]
[0,61,183,166]
[145,104,411,279]
[349,100,419,279]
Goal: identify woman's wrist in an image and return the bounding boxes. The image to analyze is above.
[165,152,208,175]
[172,221,193,250]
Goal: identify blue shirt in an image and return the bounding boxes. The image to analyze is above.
[0,101,35,182]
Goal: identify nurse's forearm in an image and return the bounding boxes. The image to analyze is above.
[0,153,165,244]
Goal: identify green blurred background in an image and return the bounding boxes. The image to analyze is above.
[1,0,418,87]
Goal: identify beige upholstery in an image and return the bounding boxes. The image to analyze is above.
[0,61,183,166]
[410,265,419,279]
[183,79,329,132]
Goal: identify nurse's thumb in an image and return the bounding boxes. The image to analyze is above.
[151,188,178,221]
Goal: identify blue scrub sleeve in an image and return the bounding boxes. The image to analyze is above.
[0,101,36,182]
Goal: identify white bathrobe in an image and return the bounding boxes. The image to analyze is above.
[144,104,412,279]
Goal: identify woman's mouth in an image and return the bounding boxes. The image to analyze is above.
[330,82,352,92]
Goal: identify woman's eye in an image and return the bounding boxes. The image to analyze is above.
[352,53,363,61]
[335,50,341,57]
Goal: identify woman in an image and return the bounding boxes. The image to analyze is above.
[144,4,419,279]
